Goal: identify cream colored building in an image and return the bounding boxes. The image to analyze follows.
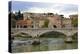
[23,12,72,28]
[39,20,45,28]
[62,18,72,28]
[48,15,62,28]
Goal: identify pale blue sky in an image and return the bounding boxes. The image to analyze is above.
[11,1,78,17]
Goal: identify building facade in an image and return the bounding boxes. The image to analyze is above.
[16,19,33,28]
[48,14,62,28]
[15,12,72,28]
[62,18,72,28]
[69,14,78,27]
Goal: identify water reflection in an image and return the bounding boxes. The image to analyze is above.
[12,38,78,53]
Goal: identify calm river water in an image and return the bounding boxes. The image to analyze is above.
[11,38,78,53]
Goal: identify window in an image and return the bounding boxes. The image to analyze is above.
[17,25,19,28]
[32,25,34,28]
[53,25,57,28]
[20,25,22,28]
[23,26,27,28]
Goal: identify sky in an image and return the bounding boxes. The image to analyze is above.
[11,1,78,18]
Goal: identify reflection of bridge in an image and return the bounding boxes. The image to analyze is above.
[11,28,77,42]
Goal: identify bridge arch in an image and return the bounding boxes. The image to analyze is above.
[12,31,32,37]
[11,28,77,38]
[72,32,78,36]
[37,29,77,37]
[39,30,66,38]
[72,32,78,40]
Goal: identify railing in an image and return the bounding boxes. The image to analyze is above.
[11,27,77,31]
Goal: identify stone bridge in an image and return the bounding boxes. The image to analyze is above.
[11,28,77,37]
[11,28,77,42]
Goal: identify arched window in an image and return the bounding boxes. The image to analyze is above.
[20,25,22,28]
[23,26,27,28]
[32,25,34,28]
[53,25,57,28]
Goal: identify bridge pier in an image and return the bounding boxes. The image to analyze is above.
[65,35,73,43]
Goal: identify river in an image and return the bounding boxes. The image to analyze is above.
[11,38,78,53]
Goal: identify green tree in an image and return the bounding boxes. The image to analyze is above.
[42,19,49,28]
[60,15,64,28]
[72,18,78,27]
[48,13,54,16]
[15,10,23,20]
[60,15,64,18]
